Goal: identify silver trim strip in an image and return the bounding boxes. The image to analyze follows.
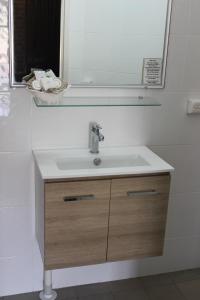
[9,0,15,87]
[127,190,160,197]
[63,194,95,202]
[59,0,65,79]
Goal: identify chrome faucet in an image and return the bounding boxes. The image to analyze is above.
[89,122,104,154]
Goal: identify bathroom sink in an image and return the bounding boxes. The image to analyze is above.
[56,154,149,170]
[33,146,174,180]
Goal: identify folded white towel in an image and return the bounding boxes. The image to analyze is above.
[40,77,62,91]
[53,78,62,88]
[34,71,46,81]
[46,70,56,79]
[32,80,41,91]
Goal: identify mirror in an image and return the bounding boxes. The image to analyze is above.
[10,0,172,88]
[62,0,172,88]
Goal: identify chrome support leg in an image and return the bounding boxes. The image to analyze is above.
[39,270,57,300]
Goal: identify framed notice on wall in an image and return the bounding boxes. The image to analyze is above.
[142,58,163,86]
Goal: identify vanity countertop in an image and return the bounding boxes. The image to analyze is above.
[33,146,174,180]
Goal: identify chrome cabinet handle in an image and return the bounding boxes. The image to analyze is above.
[127,190,160,197]
[63,194,95,202]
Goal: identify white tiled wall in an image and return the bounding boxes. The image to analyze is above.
[1,0,200,297]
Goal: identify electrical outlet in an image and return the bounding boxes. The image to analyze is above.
[187,99,200,114]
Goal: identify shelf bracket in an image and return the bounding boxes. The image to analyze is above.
[39,271,57,300]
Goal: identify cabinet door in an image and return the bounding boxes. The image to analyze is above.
[45,180,110,270]
[107,175,170,262]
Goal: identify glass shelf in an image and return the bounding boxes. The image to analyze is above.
[33,95,161,107]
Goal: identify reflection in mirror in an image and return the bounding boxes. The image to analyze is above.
[10,0,61,86]
[62,0,171,87]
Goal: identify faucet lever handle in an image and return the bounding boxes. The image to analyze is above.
[96,124,102,130]
[92,123,101,129]
[92,123,102,133]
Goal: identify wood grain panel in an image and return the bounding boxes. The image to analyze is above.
[44,180,110,270]
[107,175,170,261]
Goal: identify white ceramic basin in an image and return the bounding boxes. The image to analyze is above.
[56,154,149,170]
[33,146,174,180]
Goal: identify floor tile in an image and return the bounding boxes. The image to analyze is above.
[78,293,113,300]
[5,292,38,299]
[58,297,77,300]
[145,284,185,300]
[76,282,111,297]
[56,287,77,299]
[3,268,200,299]
[140,273,173,287]
[170,268,200,283]
[62,298,77,300]
[113,289,149,300]
[176,279,200,300]
[109,278,143,292]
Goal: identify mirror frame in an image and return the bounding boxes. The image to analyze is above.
[9,0,173,89]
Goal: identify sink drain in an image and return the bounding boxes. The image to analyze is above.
[93,158,102,166]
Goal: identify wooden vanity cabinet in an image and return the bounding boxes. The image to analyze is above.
[35,171,170,271]
[44,180,110,270]
[107,175,170,261]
